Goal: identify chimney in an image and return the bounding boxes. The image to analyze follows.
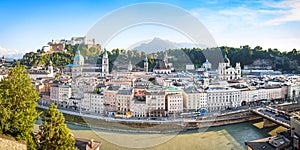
[90,139,94,148]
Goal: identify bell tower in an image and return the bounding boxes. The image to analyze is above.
[102,49,109,75]
[144,56,148,72]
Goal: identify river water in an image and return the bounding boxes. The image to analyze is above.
[63,119,284,149]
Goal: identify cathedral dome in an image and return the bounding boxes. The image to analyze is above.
[144,56,148,62]
[73,50,84,65]
[74,55,84,61]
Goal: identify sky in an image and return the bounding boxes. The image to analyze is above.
[0,0,300,57]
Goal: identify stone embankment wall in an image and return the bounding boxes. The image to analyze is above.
[0,134,27,150]
[184,110,262,129]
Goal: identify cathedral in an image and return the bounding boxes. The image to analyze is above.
[217,54,241,80]
[65,49,109,78]
[66,49,109,99]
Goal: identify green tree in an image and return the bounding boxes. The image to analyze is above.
[0,63,40,149]
[39,104,75,150]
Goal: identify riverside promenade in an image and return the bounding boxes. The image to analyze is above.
[37,105,261,133]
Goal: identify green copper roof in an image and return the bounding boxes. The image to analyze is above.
[103,48,107,54]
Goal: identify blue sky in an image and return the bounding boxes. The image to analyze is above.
[0,0,300,57]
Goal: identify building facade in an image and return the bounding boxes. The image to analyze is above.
[206,87,240,112]
[217,54,241,80]
[82,92,104,114]
[183,88,207,111]
[50,83,72,107]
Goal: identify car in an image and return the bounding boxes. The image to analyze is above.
[284,115,290,120]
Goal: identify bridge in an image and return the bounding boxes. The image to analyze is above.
[250,102,300,128]
[276,103,300,113]
[251,107,291,128]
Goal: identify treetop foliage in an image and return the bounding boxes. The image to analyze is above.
[39,104,75,150]
[0,63,40,149]
[19,44,300,73]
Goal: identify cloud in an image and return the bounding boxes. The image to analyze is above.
[262,0,300,25]
[190,6,261,34]
[188,1,300,51]
[0,46,22,56]
[191,0,300,29]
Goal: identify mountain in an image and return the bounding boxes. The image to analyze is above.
[130,37,206,53]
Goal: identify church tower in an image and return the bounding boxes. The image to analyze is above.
[72,49,84,78]
[73,49,84,66]
[163,51,168,64]
[102,49,109,75]
[48,60,54,77]
[235,62,241,79]
[128,60,132,72]
[144,56,148,72]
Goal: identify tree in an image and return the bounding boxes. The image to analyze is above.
[55,72,61,78]
[39,104,75,150]
[0,63,40,149]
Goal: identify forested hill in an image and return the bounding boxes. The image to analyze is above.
[18,44,300,73]
[219,45,300,73]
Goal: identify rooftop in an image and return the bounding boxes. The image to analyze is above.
[75,138,101,150]
[184,87,201,93]
[154,60,170,70]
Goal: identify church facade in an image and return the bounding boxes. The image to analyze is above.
[65,49,109,79]
[153,51,171,74]
[217,54,241,80]
[67,49,109,99]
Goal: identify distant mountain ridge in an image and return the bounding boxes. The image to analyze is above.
[130,37,206,53]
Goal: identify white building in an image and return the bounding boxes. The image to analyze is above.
[28,61,54,79]
[183,87,207,111]
[202,59,212,70]
[71,36,95,46]
[206,87,240,112]
[217,54,241,81]
[131,101,147,117]
[238,85,285,105]
[72,76,97,99]
[288,84,300,100]
[166,93,183,113]
[186,64,195,71]
[164,86,183,113]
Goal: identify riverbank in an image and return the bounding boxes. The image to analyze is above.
[66,120,285,150]
[34,109,287,149]
[37,106,262,134]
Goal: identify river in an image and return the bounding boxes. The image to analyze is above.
[57,119,285,149]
